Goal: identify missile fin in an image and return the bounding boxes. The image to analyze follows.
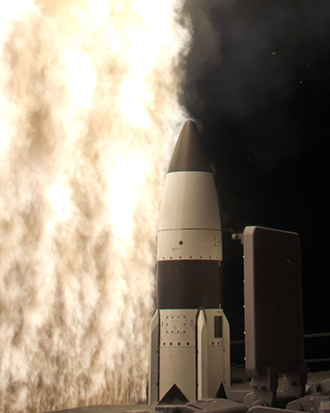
[216,382,228,399]
[159,384,189,405]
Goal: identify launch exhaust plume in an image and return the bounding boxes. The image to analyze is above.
[0,1,191,411]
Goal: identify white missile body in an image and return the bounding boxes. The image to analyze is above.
[148,120,230,405]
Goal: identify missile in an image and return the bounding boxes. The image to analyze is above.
[148,120,230,405]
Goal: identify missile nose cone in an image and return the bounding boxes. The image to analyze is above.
[168,120,212,173]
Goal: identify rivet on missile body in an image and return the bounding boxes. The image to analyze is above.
[179,240,183,245]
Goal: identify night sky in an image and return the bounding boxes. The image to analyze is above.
[181,0,330,368]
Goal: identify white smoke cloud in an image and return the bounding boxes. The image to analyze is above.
[0,1,191,411]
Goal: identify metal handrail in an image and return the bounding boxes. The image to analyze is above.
[230,332,330,364]
[231,332,330,345]
[304,332,330,339]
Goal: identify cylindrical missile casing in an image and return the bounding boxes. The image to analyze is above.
[149,120,230,405]
[157,120,222,309]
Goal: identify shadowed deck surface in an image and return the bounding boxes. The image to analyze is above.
[45,370,330,413]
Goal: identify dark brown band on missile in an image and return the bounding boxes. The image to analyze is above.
[168,120,212,173]
[157,260,222,309]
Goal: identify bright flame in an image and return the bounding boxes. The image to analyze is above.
[65,49,97,110]
[109,150,151,245]
[0,0,191,412]
[47,183,72,220]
